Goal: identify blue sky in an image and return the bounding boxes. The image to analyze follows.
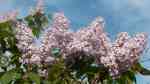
[0,0,150,83]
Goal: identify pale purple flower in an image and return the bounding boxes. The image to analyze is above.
[108,32,148,77]
[52,12,70,31]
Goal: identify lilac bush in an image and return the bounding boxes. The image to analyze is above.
[14,11,148,77]
[0,0,149,84]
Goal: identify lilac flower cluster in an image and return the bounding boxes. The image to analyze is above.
[67,17,104,56]
[14,12,148,78]
[15,22,41,64]
[39,12,72,62]
[105,32,147,77]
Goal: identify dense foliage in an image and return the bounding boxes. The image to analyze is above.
[0,0,150,84]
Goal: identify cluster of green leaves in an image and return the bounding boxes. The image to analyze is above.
[24,12,49,38]
[0,11,150,84]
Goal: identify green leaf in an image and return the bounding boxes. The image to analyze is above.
[42,80,51,84]
[47,58,75,83]
[28,72,40,84]
[113,70,136,84]
[0,71,21,84]
[115,76,127,84]
[139,68,150,75]
[132,62,150,75]
[124,70,136,84]
[24,13,49,38]
[51,48,60,57]
[32,27,41,38]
